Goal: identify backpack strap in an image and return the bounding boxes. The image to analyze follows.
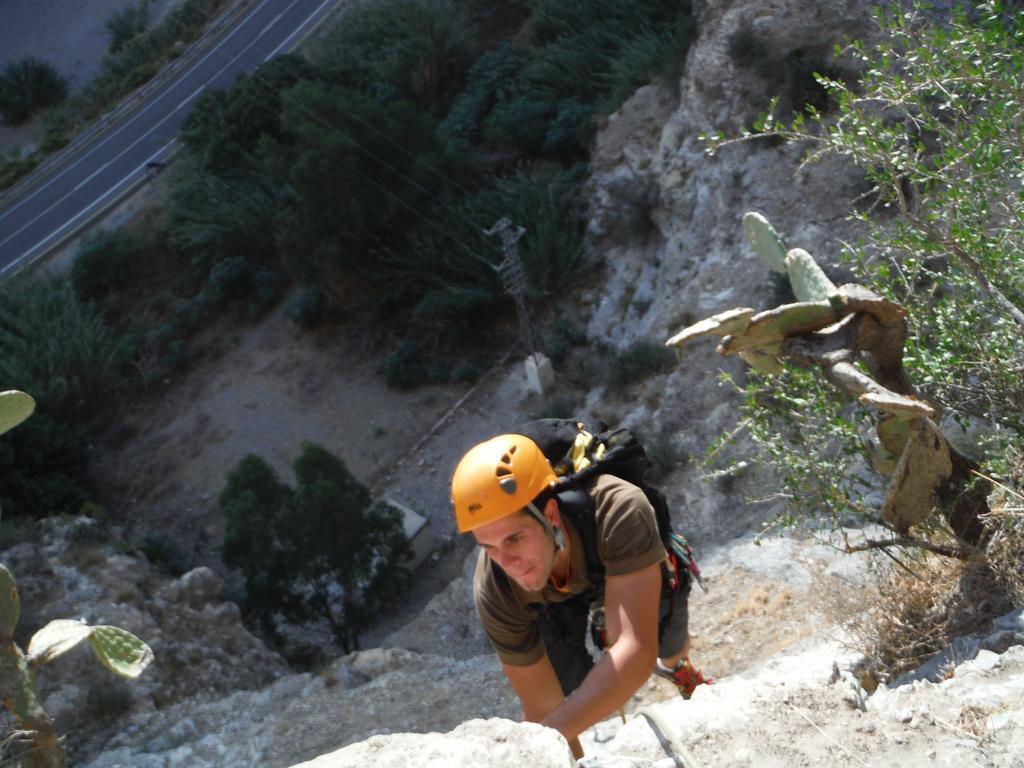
[553,486,605,585]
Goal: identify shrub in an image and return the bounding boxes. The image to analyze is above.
[0,411,90,518]
[607,339,675,394]
[0,57,69,126]
[377,340,446,389]
[706,1,1024,542]
[385,167,591,330]
[0,150,40,190]
[71,229,151,303]
[317,0,477,108]
[285,287,326,328]
[105,1,151,54]
[220,445,412,652]
[438,44,523,152]
[140,532,188,576]
[0,278,133,422]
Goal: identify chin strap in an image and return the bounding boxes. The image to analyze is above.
[526,501,565,550]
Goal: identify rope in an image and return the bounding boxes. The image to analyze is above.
[634,706,704,768]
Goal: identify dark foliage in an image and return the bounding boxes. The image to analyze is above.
[220,445,412,652]
[0,57,69,126]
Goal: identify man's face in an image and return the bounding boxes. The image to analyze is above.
[473,509,556,592]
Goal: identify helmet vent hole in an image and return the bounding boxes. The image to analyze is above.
[509,445,518,454]
[499,477,517,495]
[496,467,511,477]
[501,452,511,464]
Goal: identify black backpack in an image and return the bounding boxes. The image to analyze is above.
[515,419,704,591]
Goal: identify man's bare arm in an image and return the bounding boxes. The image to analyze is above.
[501,655,585,758]
[538,562,662,742]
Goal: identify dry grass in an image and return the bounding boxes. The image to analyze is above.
[822,471,1024,688]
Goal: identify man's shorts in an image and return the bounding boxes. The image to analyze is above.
[534,561,691,696]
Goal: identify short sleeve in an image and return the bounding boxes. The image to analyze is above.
[589,474,666,577]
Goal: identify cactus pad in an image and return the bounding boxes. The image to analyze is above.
[739,344,784,374]
[27,619,93,666]
[785,248,837,302]
[1,565,19,641]
[859,391,935,418]
[742,212,788,274]
[882,417,952,532]
[666,308,755,348]
[0,390,34,436]
[89,625,154,679]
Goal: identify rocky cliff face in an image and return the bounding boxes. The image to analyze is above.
[581,0,877,546]
[8,1,1024,766]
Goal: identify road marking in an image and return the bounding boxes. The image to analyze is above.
[266,0,335,60]
[0,0,279,227]
[0,0,306,255]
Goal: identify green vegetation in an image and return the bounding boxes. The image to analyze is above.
[703,1,1024,536]
[0,391,153,768]
[608,340,676,394]
[0,57,69,126]
[220,444,411,653]
[2,0,699,516]
[105,1,151,54]
[0,278,137,518]
[0,0,231,189]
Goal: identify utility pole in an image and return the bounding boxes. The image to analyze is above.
[485,218,555,395]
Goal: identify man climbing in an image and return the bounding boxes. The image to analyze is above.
[450,430,712,758]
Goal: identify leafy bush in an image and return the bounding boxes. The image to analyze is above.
[0,57,69,126]
[0,279,130,517]
[0,150,40,190]
[438,44,522,152]
[71,229,151,303]
[105,1,150,54]
[0,278,133,422]
[707,2,1024,543]
[220,444,412,652]
[385,167,591,330]
[206,256,283,317]
[285,287,327,328]
[0,412,90,518]
[377,340,449,389]
[607,339,675,394]
[317,0,477,108]
[140,532,188,576]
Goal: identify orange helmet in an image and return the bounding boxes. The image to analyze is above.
[451,434,557,533]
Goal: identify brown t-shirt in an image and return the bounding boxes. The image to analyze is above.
[473,473,666,666]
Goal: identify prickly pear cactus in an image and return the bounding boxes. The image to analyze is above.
[742,212,788,274]
[785,248,837,302]
[0,389,153,767]
[90,625,154,678]
[0,389,35,436]
[666,212,988,546]
[1,563,19,641]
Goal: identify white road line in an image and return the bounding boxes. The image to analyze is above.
[265,0,335,60]
[0,0,305,254]
[1,166,143,277]
[0,0,279,226]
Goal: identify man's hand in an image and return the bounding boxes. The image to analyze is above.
[540,562,662,742]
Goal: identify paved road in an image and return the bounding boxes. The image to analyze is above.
[0,0,337,277]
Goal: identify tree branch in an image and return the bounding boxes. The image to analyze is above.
[844,536,970,560]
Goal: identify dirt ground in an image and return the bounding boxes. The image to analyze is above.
[88,307,473,559]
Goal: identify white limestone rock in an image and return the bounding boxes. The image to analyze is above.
[292,719,574,768]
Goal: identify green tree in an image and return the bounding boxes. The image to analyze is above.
[220,444,412,653]
[0,57,69,126]
[703,1,1024,547]
[105,0,150,54]
[316,0,477,109]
